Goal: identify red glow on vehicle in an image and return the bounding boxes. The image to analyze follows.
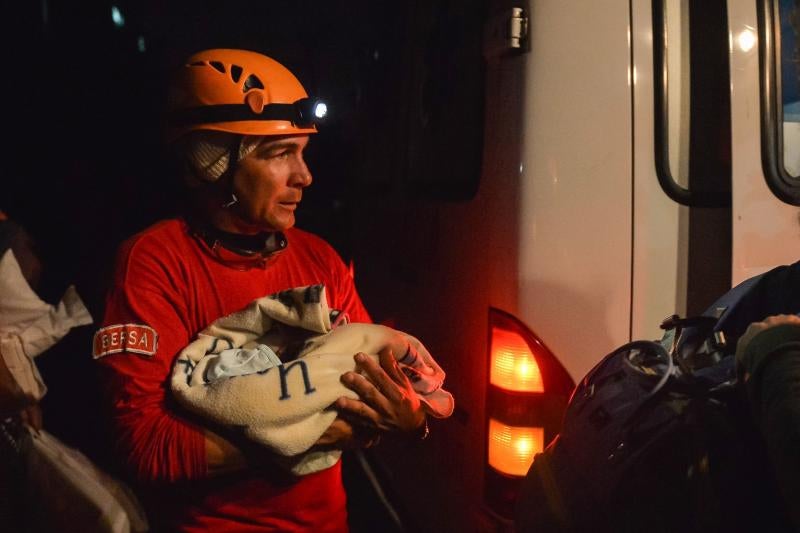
[490,326,544,393]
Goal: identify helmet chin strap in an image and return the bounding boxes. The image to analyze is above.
[193,221,287,255]
[201,135,245,214]
[189,217,288,270]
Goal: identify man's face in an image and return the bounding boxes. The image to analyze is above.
[231,134,312,232]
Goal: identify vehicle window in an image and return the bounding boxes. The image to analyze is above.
[759,0,800,204]
[666,0,691,190]
[654,0,732,207]
[780,0,799,176]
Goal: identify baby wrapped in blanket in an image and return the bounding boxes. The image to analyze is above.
[170,284,454,475]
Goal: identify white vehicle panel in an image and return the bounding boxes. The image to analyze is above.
[630,0,686,342]
[517,0,633,380]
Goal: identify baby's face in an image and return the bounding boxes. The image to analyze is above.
[250,322,318,362]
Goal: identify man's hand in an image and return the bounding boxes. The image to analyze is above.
[312,417,381,450]
[335,348,426,434]
[19,404,42,432]
[205,428,248,476]
[736,314,800,369]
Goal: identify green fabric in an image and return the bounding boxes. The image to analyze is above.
[738,324,800,381]
[738,323,800,529]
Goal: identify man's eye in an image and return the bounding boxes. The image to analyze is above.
[258,150,287,160]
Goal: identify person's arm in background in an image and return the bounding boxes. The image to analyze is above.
[736,314,800,529]
[0,214,45,430]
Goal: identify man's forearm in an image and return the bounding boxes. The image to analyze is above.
[205,428,247,476]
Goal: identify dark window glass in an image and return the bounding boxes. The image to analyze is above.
[758,0,800,204]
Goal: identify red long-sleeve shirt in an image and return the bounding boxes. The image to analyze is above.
[96,218,370,532]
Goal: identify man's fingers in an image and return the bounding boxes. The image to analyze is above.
[338,351,426,435]
[762,314,800,327]
[353,352,405,403]
[378,347,411,386]
[335,396,384,427]
[20,404,42,432]
[314,418,355,447]
[746,315,800,335]
[313,417,381,450]
[341,367,395,411]
[737,314,800,364]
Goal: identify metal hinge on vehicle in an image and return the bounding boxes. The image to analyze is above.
[508,7,528,49]
[483,7,529,58]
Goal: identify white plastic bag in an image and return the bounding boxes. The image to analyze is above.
[20,425,149,532]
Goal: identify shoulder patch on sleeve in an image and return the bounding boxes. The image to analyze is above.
[93,324,159,359]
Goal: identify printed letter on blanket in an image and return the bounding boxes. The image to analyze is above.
[170,285,454,475]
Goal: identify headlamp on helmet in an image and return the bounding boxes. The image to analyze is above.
[296,98,328,125]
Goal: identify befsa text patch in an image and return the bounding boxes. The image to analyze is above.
[93,324,158,359]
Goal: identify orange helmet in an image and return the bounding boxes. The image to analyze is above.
[166,49,326,140]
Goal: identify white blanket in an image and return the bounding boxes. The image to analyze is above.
[170,285,454,475]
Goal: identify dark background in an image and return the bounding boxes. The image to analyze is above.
[4,0,485,313]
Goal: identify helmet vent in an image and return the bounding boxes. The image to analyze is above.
[243,74,264,92]
[209,61,226,74]
[230,65,243,83]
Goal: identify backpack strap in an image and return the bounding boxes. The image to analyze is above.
[674,272,768,364]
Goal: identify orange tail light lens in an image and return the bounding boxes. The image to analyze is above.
[485,309,575,516]
[490,326,544,392]
[487,418,544,477]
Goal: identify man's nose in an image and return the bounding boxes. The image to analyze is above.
[289,158,313,188]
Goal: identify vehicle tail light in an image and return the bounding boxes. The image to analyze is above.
[490,327,544,392]
[484,308,575,519]
[487,418,545,477]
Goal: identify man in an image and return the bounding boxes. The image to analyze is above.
[94,49,426,532]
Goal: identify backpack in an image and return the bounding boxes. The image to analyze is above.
[515,261,800,532]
